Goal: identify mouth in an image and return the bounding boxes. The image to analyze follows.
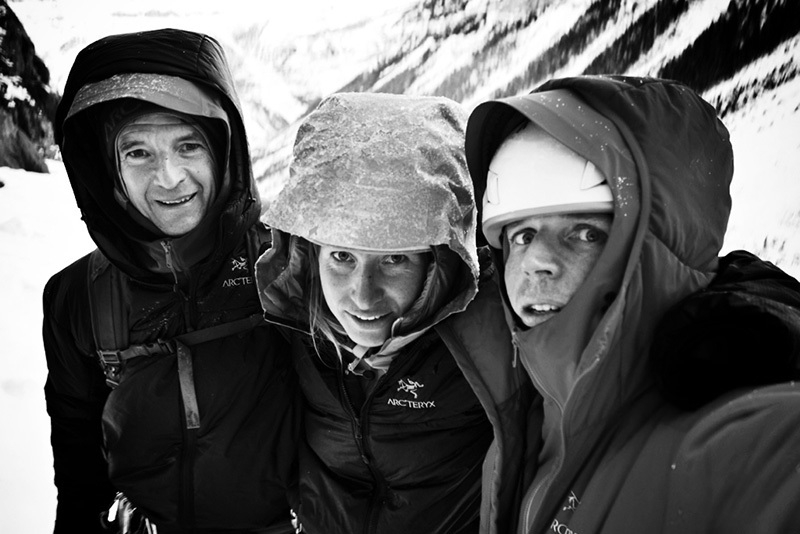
[347,311,391,325]
[157,193,196,206]
[524,304,562,315]
[518,303,563,327]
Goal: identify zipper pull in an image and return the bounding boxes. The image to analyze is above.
[512,336,519,368]
[160,240,182,292]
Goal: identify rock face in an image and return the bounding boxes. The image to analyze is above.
[0,0,59,173]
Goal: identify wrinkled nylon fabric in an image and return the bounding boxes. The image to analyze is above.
[267,92,478,271]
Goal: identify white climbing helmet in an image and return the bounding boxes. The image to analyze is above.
[482,122,614,248]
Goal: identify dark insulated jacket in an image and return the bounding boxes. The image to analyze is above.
[258,237,499,534]
[44,29,299,533]
[255,93,506,534]
[464,76,800,534]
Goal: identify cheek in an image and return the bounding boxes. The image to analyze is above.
[578,247,604,276]
[389,270,427,312]
[504,253,524,291]
[194,159,217,196]
[318,267,347,310]
[119,168,148,202]
[564,247,604,289]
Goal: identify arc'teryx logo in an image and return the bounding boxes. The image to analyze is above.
[397,378,423,398]
[222,256,252,288]
[549,491,581,534]
[387,377,435,409]
[563,491,580,512]
[231,256,248,271]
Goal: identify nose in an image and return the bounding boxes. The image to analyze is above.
[520,234,562,278]
[350,265,382,309]
[152,155,185,189]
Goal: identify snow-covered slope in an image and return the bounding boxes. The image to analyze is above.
[251,0,800,274]
[11,0,417,149]
[0,163,94,534]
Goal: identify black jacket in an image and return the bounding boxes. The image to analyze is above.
[289,327,493,534]
[44,29,299,533]
[254,93,498,534]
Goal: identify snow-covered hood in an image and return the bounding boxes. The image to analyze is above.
[257,92,478,352]
[55,28,259,281]
[466,76,733,434]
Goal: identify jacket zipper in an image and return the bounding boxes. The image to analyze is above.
[512,334,565,534]
[162,239,198,530]
[161,240,181,287]
[338,367,389,534]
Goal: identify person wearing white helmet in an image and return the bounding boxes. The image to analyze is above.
[463,76,800,534]
[482,120,614,330]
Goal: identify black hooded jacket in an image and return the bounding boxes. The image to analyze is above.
[44,29,299,533]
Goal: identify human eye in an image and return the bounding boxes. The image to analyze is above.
[182,141,207,153]
[383,254,408,265]
[508,228,536,246]
[330,250,354,263]
[573,225,608,244]
[177,139,208,156]
[120,147,150,164]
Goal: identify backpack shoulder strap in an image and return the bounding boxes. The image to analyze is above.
[87,247,266,390]
[86,241,268,431]
[87,249,131,386]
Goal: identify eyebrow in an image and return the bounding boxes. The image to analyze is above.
[566,213,613,225]
[506,213,613,232]
[116,138,142,153]
[172,132,206,148]
[117,131,205,153]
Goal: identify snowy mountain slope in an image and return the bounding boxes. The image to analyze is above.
[247,0,800,280]
[0,163,94,534]
[252,0,799,202]
[718,64,800,268]
[10,0,417,150]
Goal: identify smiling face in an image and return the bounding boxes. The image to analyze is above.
[116,112,216,236]
[317,246,430,347]
[504,213,612,328]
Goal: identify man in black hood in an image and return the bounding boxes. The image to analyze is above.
[43,29,299,533]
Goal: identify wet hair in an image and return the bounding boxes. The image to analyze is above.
[305,243,349,365]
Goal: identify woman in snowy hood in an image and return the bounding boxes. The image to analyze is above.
[255,92,512,534]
